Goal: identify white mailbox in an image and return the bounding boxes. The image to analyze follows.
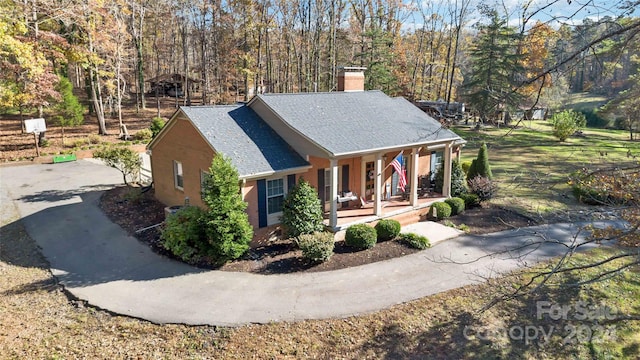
[24,118,47,133]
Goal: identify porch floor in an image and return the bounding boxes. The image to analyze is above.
[324,193,446,231]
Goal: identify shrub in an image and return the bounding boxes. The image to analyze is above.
[282,179,324,238]
[399,233,431,250]
[613,117,633,131]
[73,138,89,148]
[375,219,401,241]
[467,142,493,180]
[93,146,141,186]
[434,159,468,197]
[150,117,166,138]
[468,176,498,201]
[430,202,452,220]
[582,109,609,128]
[460,193,481,208]
[297,232,334,262]
[124,187,144,203]
[457,223,470,233]
[161,206,207,262]
[201,154,254,263]
[445,197,465,215]
[134,128,153,141]
[551,110,586,141]
[88,134,101,144]
[344,224,377,250]
[461,161,472,176]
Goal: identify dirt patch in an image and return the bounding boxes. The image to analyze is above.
[444,203,538,234]
[100,187,538,274]
[0,102,176,162]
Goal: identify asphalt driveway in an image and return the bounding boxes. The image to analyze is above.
[0,160,608,326]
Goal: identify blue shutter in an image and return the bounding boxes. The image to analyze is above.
[341,165,350,208]
[341,165,349,193]
[317,168,325,208]
[287,174,296,191]
[257,179,267,228]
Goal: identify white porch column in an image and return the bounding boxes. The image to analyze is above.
[374,153,383,216]
[329,159,339,228]
[410,147,419,206]
[442,143,452,198]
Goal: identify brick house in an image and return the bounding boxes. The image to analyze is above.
[147,68,465,231]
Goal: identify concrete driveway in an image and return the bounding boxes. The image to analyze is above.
[0,160,608,326]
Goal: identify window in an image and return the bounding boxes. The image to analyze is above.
[174,161,184,190]
[267,178,284,214]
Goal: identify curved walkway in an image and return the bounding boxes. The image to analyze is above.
[0,160,608,326]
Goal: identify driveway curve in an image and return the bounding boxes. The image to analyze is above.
[0,160,608,326]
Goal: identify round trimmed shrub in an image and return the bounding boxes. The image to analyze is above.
[375,219,401,241]
[345,224,377,250]
[460,193,480,208]
[399,233,431,249]
[297,232,335,262]
[430,202,452,220]
[445,197,465,215]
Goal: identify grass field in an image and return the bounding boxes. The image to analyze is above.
[453,121,639,213]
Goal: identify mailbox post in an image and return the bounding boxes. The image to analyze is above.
[23,118,47,157]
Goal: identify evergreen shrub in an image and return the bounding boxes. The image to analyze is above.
[430,202,452,220]
[345,224,377,250]
[282,179,324,238]
[460,193,481,208]
[399,233,431,249]
[297,232,334,262]
[375,219,401,241]
[161,206,207,262]
[445,197,465,215]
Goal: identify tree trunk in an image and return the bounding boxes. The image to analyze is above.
[137,5,146,109]
[89,66,107,135]
[87,30,107,135]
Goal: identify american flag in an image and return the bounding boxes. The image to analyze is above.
[391,155,407,192]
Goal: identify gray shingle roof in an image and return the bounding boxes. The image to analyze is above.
[181,105,309,178]
[255,91,462,156]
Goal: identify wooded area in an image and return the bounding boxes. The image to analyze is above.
[1,0,639,130]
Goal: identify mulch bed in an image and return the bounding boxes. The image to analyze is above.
[100,186,536,274]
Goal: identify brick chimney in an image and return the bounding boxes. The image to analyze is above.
[337,66,366,92]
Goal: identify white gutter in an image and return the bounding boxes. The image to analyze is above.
[331,137,464,159]
[239,164,313,181]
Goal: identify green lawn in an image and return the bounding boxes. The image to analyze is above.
[565,92,609,112]
[453,122,639,213]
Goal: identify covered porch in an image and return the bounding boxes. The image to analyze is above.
[321,141,456,231]
[323,194,446,231]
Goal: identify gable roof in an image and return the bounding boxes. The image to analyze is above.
[154,105,310,179]
[251,90,463,157]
